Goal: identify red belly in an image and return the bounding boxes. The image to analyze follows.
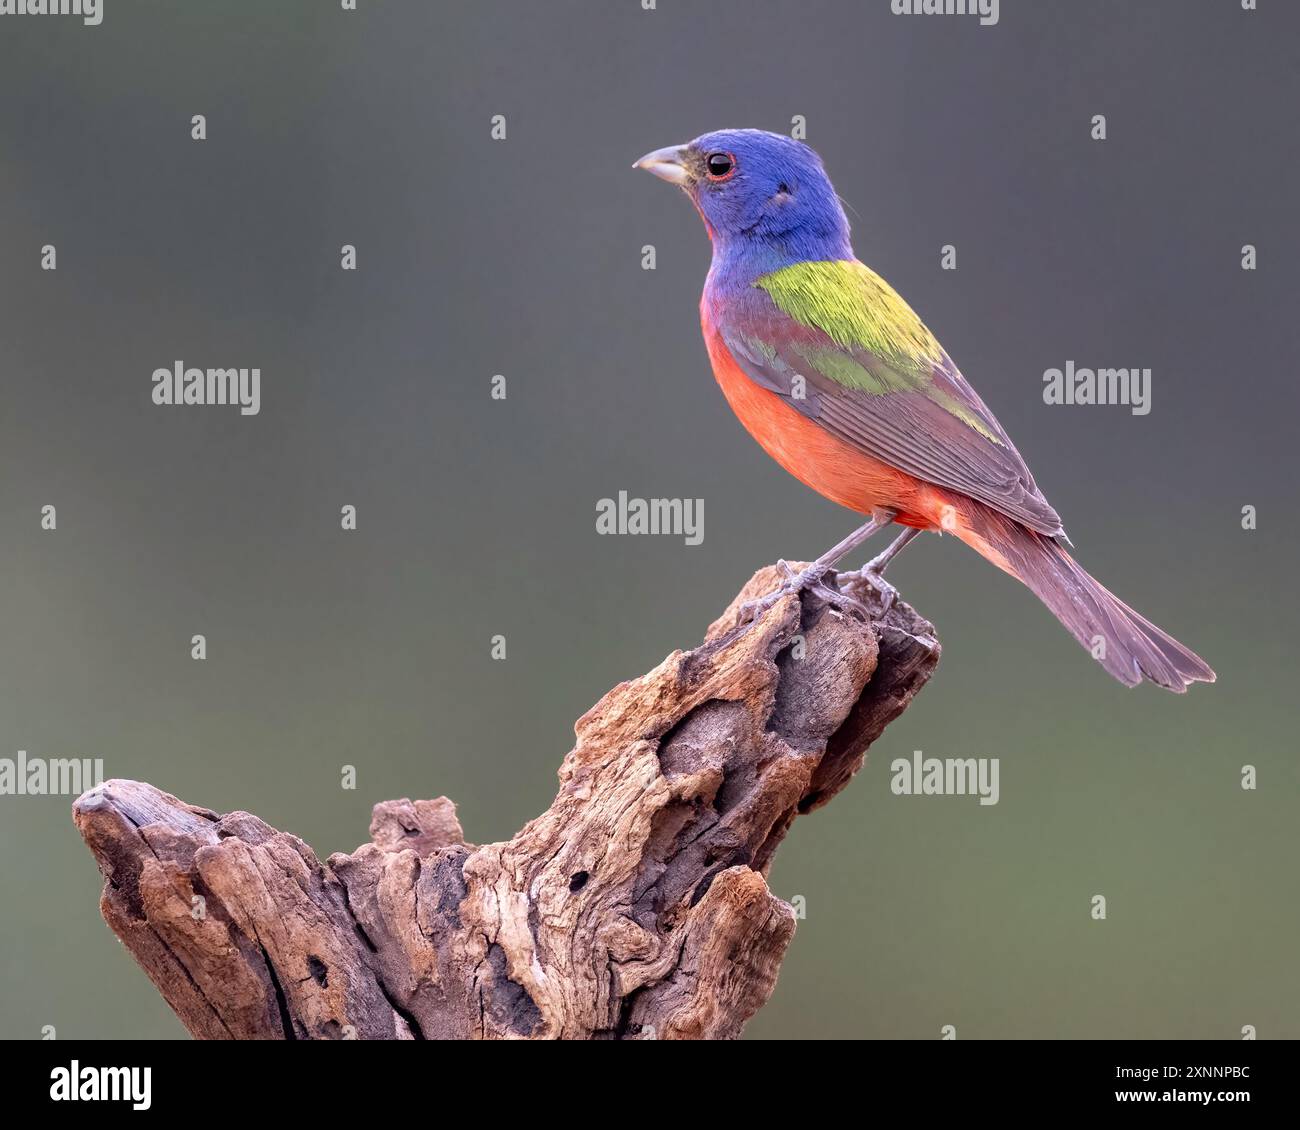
[704,330,945,530]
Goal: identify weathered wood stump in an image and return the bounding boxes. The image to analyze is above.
[73,565,938,1039]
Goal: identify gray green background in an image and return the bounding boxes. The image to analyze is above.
[1,0,1296,1039]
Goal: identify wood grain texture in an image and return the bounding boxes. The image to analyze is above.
[73,565,938,1040]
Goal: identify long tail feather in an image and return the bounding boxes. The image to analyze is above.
[955,509,1215,692]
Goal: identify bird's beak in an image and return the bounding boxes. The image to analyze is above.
[633,144,691,186]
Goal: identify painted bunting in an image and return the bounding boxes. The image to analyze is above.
[635,129,1213,691]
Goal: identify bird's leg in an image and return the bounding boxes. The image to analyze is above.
[797,511,896,587]
[862,525,921,575]
[739,511,895,623]
[839,526,921,614]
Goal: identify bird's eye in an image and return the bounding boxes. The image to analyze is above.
[705,151,736,181]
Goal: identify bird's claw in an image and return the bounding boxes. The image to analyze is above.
[737,560,803,622]
[738,562,868,625]
[774,558,799,584]
[838,565,900,615]
[863,568,899,614]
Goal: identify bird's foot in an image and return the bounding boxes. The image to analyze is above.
[838,562,900,616]
[738,560,866,625]
[836,526,919,616]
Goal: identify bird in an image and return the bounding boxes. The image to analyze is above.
[634,128,1213,692]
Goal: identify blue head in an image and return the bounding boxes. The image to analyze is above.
[635,128,852,268]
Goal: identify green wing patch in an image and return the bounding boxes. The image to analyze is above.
[755,260,943,375]
[754,259,1002,446]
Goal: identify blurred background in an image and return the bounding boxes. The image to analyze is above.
[0,0,1296,1039]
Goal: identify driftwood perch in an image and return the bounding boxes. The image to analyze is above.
[73,565,938,1039]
